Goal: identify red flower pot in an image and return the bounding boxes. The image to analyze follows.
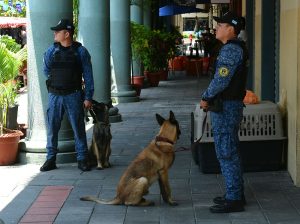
[132,84,142,96]
[0,129,23,165]
[159,70,168,81]
[144,71,160,87]
[131,76,145,88]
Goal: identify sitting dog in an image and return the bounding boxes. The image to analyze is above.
[81,111,181,206]
[88,100,112,170]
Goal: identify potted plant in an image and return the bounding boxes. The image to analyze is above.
[131,22,149,88]
[131,23,182,86]
[131,23,162,86]
[0,35,26,165]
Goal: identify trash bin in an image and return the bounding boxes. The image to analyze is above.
[191,101,287,173]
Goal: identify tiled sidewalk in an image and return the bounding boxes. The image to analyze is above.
[0,73,300,224]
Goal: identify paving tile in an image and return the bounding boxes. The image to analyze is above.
[197,220,231,224]
[89,213,125,224]
[18,186,72,223]
[19,214,56,222]
[263,210,300,223]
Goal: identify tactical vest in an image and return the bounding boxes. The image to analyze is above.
[213,39,248,101]
[48,42,83,95]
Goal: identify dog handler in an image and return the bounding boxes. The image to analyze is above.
[40,19,94,172]
[200,12,248,213]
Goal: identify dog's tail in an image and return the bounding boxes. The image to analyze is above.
[80,196,121,205]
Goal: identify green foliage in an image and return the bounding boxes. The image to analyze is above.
[131,22,182,72]
[0,35,21,53]
[0,43,20,83]
[0,36,26,83]
[73,0,79,40]
[0,36,26,131]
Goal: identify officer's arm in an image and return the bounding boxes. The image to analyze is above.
[201,44,243,100]
[43,46,55,78]
[79,47,94,101]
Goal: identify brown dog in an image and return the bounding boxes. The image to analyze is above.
[81,111,181,206]
[88,100,112,170]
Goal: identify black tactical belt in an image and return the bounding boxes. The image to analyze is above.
[48,87,81,96]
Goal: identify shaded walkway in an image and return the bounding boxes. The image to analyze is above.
[0,73,300,224]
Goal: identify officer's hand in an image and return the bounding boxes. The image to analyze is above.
[83,100,92,110]
[200,100,208,110]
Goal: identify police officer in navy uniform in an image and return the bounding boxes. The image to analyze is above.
[40,19,94,172]
[200,12,248,213]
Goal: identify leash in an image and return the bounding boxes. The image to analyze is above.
[174,111,208,153]
[89,108,99,123]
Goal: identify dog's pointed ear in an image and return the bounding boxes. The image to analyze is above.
[169,111,176,123]
[156,113,165,126]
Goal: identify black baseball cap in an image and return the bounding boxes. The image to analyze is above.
[213,11,242,33]
[50,19,74,31]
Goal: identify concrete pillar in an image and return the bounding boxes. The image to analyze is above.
[143,0,152,28]
[111,0,139,103]
[130,0,143,77]
[20,0,76,163]
[131,0,143,24]
[77,0,121,122]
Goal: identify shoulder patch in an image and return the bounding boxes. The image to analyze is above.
[218,67,229,77]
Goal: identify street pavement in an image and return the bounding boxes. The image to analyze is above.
[1,72,300,224]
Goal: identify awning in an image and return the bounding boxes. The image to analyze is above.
[159,4,209,17]
[0,17,27,28]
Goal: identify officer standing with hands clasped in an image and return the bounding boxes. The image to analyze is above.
[40,19,94,172]
[200,12,248,213]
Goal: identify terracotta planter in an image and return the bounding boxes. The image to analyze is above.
[132,84,142,96]
[0,129,23,165]
[169,56,188,71]
[202,57,210,74]
[144,71,160,87]
[159,70,168,81]
[131,76,145,88]
[186,58,203,76]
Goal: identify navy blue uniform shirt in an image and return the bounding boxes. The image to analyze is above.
[202,41,243,101]
[43,42,94,101]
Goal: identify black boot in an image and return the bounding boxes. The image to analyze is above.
[210,199,245,213]
[40,158,57,172]
[78,160,91,171]
[213,194,246,205]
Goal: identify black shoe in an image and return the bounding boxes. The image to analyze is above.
[40,159,57,172]
[78,160,91,172]
[213,194,246,205]
[210,200,245,213]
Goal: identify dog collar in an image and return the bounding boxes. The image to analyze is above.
[155,136,174,145]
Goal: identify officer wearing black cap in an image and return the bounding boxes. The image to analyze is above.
[40,19,94,172]
[200,12,248,213]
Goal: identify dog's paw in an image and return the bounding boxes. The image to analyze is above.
[104,162,111,168]
[96,166,104,170]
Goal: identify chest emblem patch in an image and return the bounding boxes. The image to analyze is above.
[218,67,229,77]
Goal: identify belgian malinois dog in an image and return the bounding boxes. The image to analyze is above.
[81,111,181,206]
[88,100,112,170]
